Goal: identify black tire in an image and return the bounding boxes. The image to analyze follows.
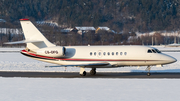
[80,71,86,76]
[90,69,96,75]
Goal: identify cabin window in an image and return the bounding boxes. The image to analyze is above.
[116,52,118,55]
[120,52,123,55]
[94,52,96,56]
[103,52,106,55]
[112,52,114,55]
[108,52,110,55]
[152,49,156,53]
[90,52,92,55]
[99,52,101,56]
[124,52,127,55]
[147,49,152,53]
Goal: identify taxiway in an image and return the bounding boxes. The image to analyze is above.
[0,71,180,78]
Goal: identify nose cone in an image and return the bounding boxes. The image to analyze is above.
[169,57,177,63]
[164,55,177,64]
[160,53,177,64]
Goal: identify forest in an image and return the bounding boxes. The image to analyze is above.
[0,0,180,32]
[0,0,179,46]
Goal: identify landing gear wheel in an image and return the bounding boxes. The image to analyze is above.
[90,69,96,75]
[80,71,86,76]
[147,73,151,76]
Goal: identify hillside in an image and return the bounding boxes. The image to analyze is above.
[0,0,179,32]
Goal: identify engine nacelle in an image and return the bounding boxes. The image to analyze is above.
[36,46,66,58]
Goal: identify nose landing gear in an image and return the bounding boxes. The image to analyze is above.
[145,66,151,76]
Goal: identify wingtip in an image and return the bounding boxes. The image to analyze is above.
[20,18,29,21]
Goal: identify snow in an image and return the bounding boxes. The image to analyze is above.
[0,47,180,101]
[75,27,96,31]
[136,31,180,37]
[0,47,24,52]
[153,45,180,50]
[0,78,180,101]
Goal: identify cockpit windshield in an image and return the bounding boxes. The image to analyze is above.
[147,49,161,53]
[147,49,152,53]
[152,49,156,53]
[155,49,161,53]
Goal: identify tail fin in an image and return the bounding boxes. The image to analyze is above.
[20,19,55,50]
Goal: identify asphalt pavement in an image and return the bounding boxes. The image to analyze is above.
[0,71,180,78]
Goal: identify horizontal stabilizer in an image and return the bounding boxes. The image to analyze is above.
[4,40,43,44]
[45,63,110,68]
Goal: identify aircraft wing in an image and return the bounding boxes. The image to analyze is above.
[45,62,110,68]
[4,40,43,44]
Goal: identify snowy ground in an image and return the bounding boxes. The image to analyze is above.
[0,78,180,101]
[0,47,180,101]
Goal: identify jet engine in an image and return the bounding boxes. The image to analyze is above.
[36,46,66,57]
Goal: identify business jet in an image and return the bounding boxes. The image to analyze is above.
[5,19,177,76]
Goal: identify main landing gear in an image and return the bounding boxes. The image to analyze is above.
[90,68,96,75]
[79,68,96,76]
[145,66,151,76]
[80,67,86,76]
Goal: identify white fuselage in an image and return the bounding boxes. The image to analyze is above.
[21,45,177,68]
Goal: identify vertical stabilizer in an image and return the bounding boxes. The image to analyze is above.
[20,19,55,50]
